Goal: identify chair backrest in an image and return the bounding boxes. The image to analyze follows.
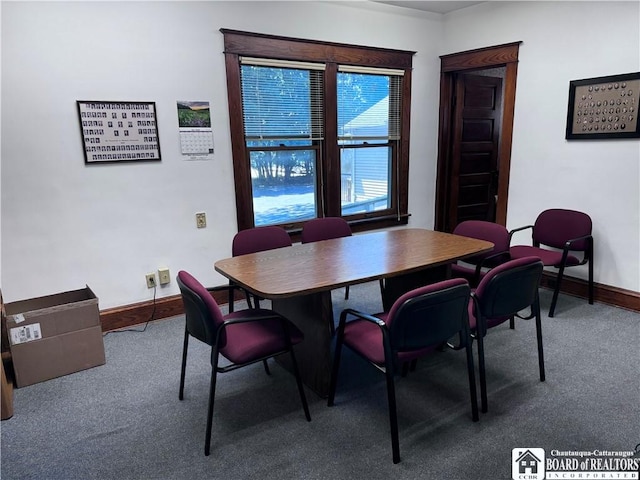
[453,220,510,263]
[385,278,471,352]
[301,217,352,244]
[533,209,592,251]
[473,256,543,320]
[177,270,225,346]
[232,226,292,256]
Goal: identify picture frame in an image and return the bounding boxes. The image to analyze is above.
[565,72,639,140]
[77,101,161,163]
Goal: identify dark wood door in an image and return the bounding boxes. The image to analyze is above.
[448,73,503,227]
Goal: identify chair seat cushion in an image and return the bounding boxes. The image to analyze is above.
[220,309,303,365]
[510,245,579,267]
[343,314,437,366]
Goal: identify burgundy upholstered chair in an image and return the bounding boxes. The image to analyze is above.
[300,216,352,244]
[328,278,479,464]
[301,217,354,300]
[176,270,310,456]
[232,225,292,256]
[509,209,593,317]
[451,220,511,287]
[468,256,545,413]
[230,225,292,310]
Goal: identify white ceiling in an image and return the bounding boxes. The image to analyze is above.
[372,1,485,14]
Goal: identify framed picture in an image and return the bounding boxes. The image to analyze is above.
[77,101,161,163]
[565,72,639,140]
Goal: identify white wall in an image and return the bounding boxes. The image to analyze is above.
[0,1,443,307]
[443,1,640,292]
[2,1,639,310]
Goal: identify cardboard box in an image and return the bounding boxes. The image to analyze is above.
[1,289,14,420]
[4,286,105,387]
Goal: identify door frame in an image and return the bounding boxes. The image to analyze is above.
[435,42,522,231]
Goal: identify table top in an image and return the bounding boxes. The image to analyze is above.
[214,228,493,299]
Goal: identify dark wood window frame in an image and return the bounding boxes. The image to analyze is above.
[221,29,415,235]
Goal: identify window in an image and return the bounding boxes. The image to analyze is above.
[222,30,414,233]
[240,58,324,226]
[338,67,403,217]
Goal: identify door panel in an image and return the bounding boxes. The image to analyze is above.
[462,118,494,141]
[459,151,491,174]
[448,73,503,227]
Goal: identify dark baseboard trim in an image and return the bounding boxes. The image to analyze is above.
[539,272,640,312]
[100,275,640,332]
[100,290,229,332]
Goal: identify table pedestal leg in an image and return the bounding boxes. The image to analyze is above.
[273,291,333,398]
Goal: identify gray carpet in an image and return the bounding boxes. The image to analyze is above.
[1,283,639,479]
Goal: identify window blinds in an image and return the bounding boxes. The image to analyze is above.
[240,57,325,141]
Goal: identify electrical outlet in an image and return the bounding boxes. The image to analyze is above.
[196,212,207,229]
[158,267,170,285]
[145,273,156,289]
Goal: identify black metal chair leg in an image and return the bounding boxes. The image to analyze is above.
[328,323,346,407]
[588,251,594,304]
[534,297,545,382]
[204,365,218,456]
[344,286,350,300]
[549,265,566,318]
[384,362,400,464]
[465,340,479,422]
[228,283,236,313]
[289,349,311,421]
[262,359,271,375]
[476,328,488,413]
[179,328,189,400]
[400,358,418,378]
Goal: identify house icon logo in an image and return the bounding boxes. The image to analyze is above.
[512,448,545,480]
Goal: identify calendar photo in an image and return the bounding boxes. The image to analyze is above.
[77,100,162,163]
[177,101,214,156]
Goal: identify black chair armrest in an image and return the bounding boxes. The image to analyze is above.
[340,308,385,326]
[337,308,386,334]
[561,233,593,265]
[564,233,593,250]
[508,225,534,245]
[336,309,392,369]
[469,293,488,337]
[221,312,287,326]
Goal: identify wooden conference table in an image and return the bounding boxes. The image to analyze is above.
[214,228,493,397]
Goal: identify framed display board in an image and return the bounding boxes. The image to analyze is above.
[565,72,639,140]
[77,101,161,163]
